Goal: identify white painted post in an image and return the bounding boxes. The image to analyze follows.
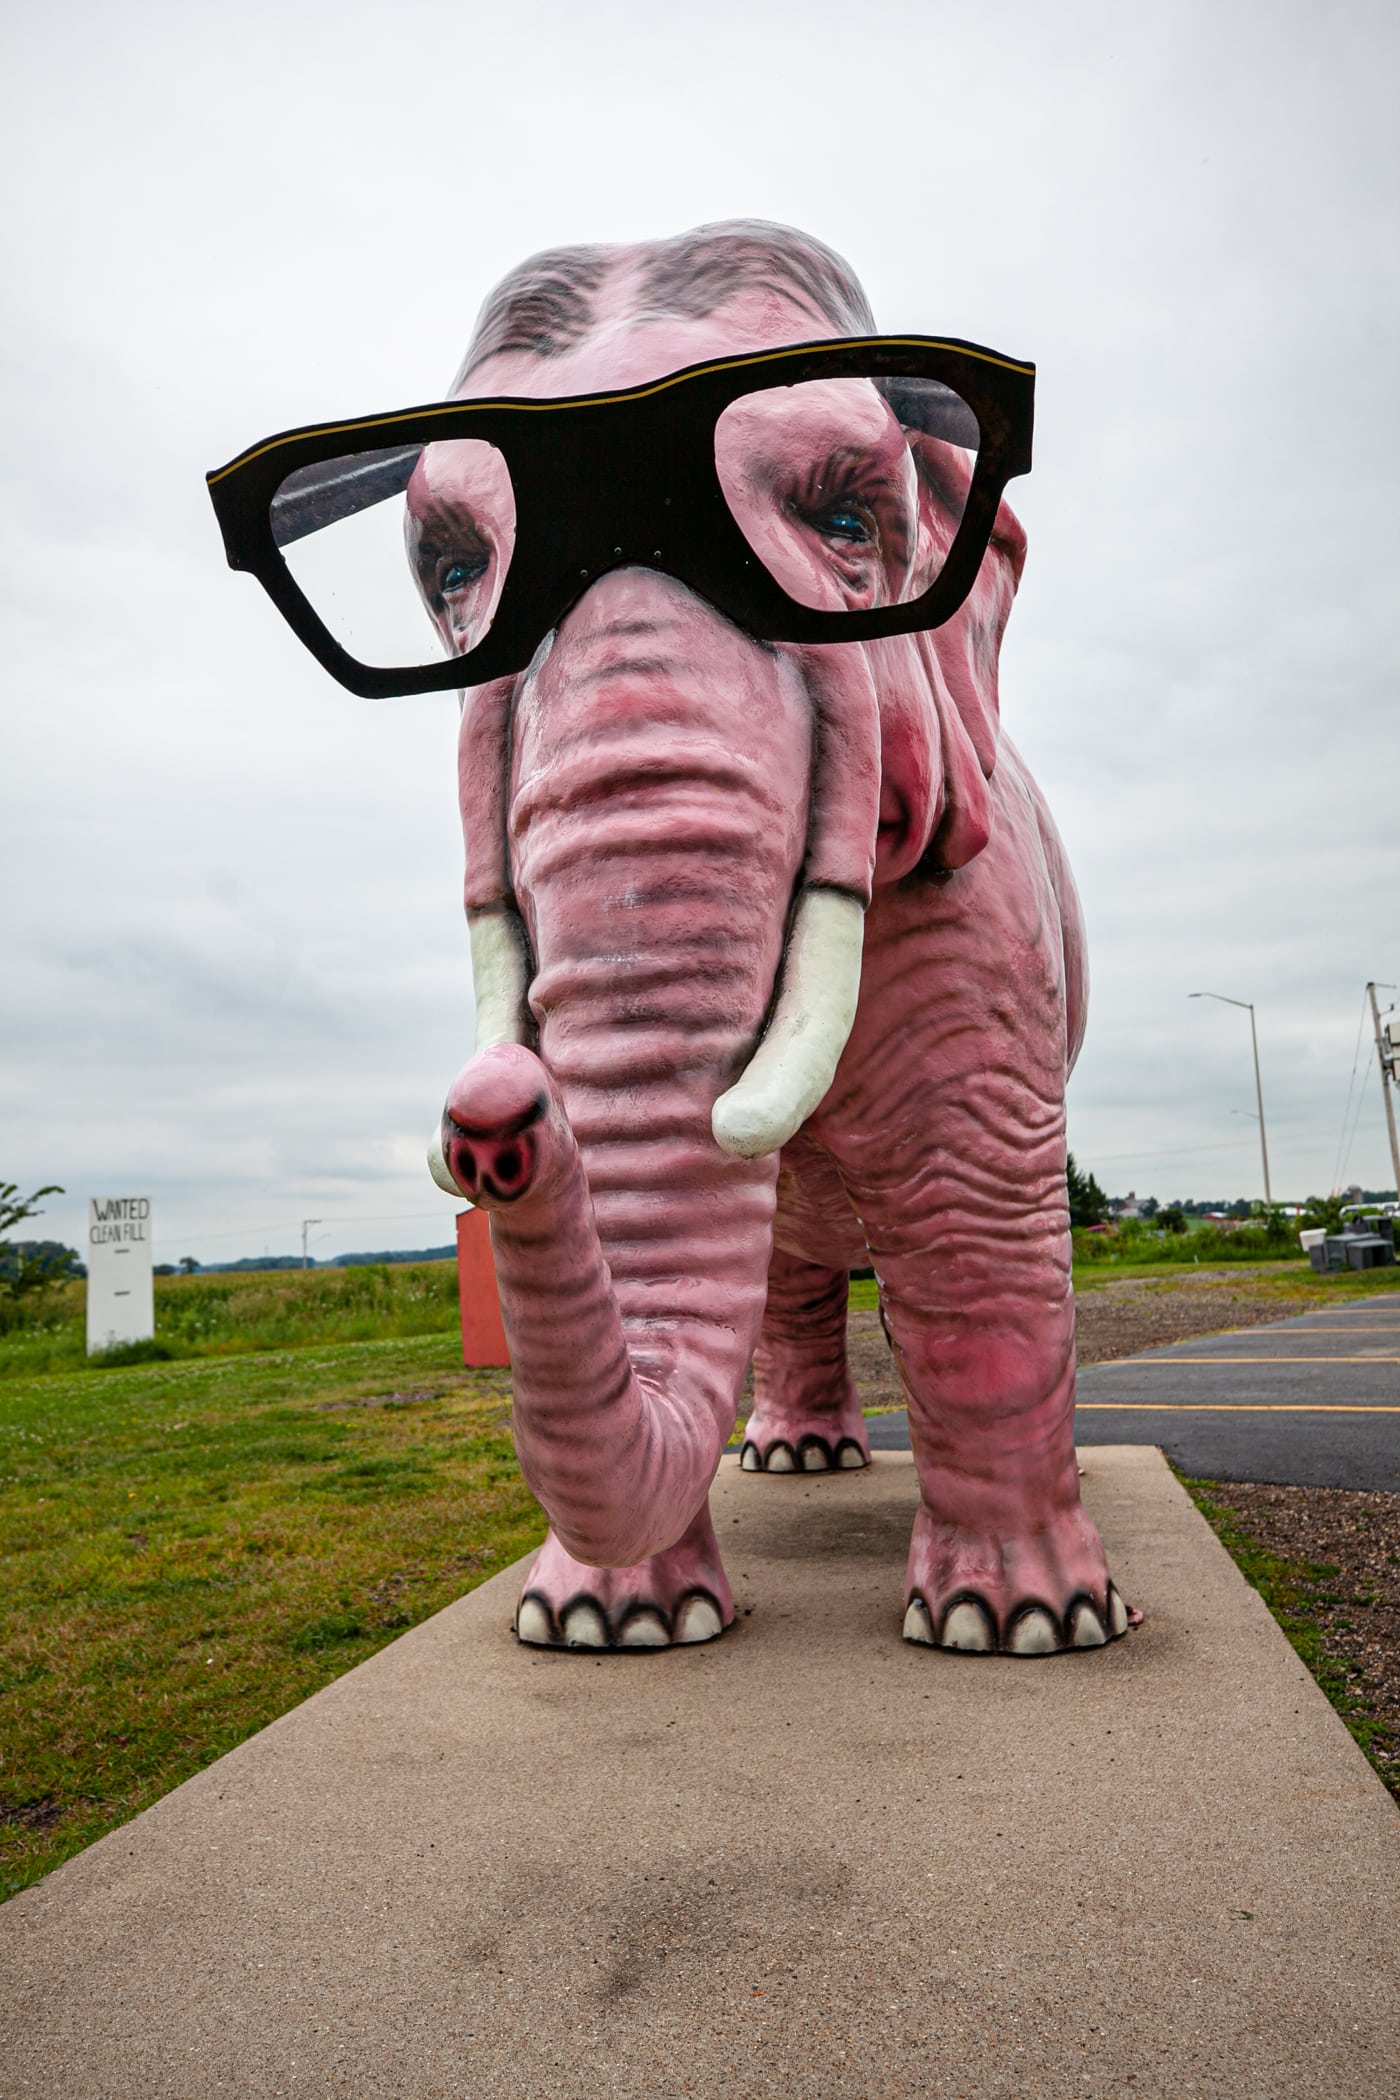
[86,1196,155,1355]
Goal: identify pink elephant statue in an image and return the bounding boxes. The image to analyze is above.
[427,222,1130,1658]
[206,218,1133,1657]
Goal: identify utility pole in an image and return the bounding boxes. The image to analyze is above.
[1366,983,1400,1198]
[301,1218,321,1270]
[1190,992,1273,1205]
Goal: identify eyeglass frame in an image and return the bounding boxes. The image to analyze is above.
[205,333,1035,701]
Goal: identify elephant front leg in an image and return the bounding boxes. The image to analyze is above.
[515,1499,734,1649]
[881,1259,1132,1652]
[743,1248,870,1472]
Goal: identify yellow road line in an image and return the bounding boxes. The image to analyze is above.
[1093,1355,1400,1365]
[1076,1402,1400,1414]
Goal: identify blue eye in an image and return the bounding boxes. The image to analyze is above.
[818,510,871,543]
[441,555,488,594]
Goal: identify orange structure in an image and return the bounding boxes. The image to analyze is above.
[455,1206,510,1367]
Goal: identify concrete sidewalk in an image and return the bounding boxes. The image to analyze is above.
[2,1450,1395,2098]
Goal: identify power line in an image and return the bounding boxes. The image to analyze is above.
[1087,1139,1256,1165]
[1333,987,1373,1193]
[155,1207,462,1248]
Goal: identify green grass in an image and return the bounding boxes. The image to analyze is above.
[1073,1260,1400,1299]
[1181,1476,1398,1800]
[1072,1221,1306,1270]
[847,1263,1400,1310]
[0,1259,461,1380]
[0,1336,545,1902]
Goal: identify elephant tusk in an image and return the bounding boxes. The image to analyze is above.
[711,886,864,1159]
[468,908,533,1052]
[427,1125,461,1196]
[427,908,533,1194]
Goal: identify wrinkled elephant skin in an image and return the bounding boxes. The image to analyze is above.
[435,221,1130,1657]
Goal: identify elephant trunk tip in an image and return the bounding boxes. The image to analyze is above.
[434,1044,555,1206]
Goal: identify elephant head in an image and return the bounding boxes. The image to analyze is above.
[426,222,1034,1574]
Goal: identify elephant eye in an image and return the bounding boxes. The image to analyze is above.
[815,508,873,544]
[441,554,489,595]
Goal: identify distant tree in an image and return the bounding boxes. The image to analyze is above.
[1,1180,61,1239]
[0,1182,71,1299]
[1140,1195,1159,1219]
[178,1256,199,1275]
[1157,1204,1188,1235]
[0,1238,83,1284]
[1066,1153,1108,1228]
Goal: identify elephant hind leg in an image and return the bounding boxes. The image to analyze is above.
[743,1247,870,1474]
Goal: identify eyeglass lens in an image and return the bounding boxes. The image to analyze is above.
[268,372,980,671]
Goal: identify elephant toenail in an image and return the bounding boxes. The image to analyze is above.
[764,1442,798,1473]
[617,1608,669,1648]
[673,1594,724,1644]
[1006,1606,1060,1655]
[902,1596,935,1645]
[939,1596,996,1652]
[1067,1598,1107,1648]
[561,1600,609,1648]
[515,1595,555,1646]
[798,1438,832,1471]
[1107,1585,1129,1637]
[836,1440,868,1469]
[739,1442,763,1472]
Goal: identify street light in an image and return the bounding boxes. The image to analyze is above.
[1189,993,1272,1205]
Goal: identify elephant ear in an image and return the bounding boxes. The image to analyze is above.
[875,433,1028,880]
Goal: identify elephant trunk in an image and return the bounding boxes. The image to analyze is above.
[443,573,878,1565]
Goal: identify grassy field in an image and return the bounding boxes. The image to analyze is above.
[0,1259,461,1379]
[0,1332,543,1902]
[1071,1258,1400,1300]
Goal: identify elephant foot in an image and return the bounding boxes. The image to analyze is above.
[739,1399,870,1474]
[514,1504,735,1651]
[900,1500,1137,1656]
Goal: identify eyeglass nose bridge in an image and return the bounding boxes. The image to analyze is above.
[501,413,759,643]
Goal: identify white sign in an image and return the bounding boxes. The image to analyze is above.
[86,1196,154,1355]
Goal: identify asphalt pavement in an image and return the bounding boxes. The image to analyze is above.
[864,1292,1400,1489]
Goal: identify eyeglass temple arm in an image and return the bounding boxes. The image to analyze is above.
[270,443,422,548]
[875,379,982,449]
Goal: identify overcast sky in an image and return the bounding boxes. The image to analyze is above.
[3,0,1398,1265]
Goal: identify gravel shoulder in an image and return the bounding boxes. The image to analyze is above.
[1185,1478,1400,1799]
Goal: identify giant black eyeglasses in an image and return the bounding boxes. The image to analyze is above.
[206,334,1034,700]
